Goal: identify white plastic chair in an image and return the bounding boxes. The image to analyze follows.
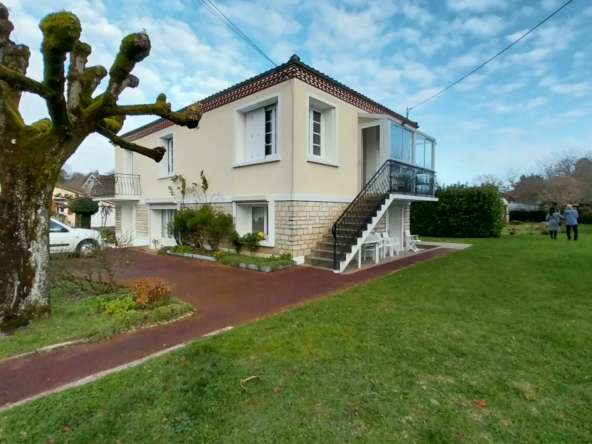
[362,244,378,261]
[380,232,400,257]
[404,230,421,253]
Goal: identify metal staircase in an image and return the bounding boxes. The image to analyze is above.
[305,159,435,272]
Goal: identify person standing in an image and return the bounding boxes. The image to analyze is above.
[545,207,562,240]
[563,205,579,241]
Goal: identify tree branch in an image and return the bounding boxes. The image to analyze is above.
[66,41,91,111]
[39,11,82,128]
[79,65,107,107]
[105,33,150,100]
[114,94,202,129]
[95,124,165,162]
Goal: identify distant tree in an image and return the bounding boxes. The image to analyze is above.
[70,197,99,228]
[470,174,506,192]
[0,5,202,332]
[506,174,545,204]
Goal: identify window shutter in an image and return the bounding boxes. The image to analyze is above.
[245,108,265,161]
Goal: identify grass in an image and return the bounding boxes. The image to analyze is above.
[0,284,193,361]
[1,227,592,442]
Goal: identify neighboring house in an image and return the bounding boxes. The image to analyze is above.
[52,186,84,226]
[91,55,438,272]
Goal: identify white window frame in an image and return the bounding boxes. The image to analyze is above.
[309,109,322,157]
[233,94,282,168]
[232,197,275,248]
[158,133,175,179]
[307,94,338,167]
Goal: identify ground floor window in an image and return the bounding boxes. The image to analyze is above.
[251,205,268,236]
[161,209,176,239]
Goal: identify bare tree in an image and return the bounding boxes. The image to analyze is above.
[0,5,202,332]
[537,150,592,206]
[470,173,506,192]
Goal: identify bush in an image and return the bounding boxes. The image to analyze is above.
[509,220,524,225]
[104,296,139,315]
[580,208,592,224]
[510,209,548,223]
[132,278,172,308]
[230,230,243,254]
[70,197,99,228]
[241,232,261,255]
[171,205,234,250]
[411,185,504,238]
[100,228,116,244]
[157,246,172,255]
[169,245,194,255]
[508,226,520,235]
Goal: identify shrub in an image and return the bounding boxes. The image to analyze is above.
[132,278,172,307]
[230,230,243,254]
[241,232,261,255]
[170,209,201,247]
[70,197,99,228]
[411,185,504,238]
[104,296,139,315]
[170,245,194,255]
[100,228,116,244]
[508,226,520,235]
[510,209,548,223]
[509,220,524,226]
[157,246,172,255]
[171,205,234,250]
[580,208,592,224]
[538,222,549,235]
[213,251,225,261]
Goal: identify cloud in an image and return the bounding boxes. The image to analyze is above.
[455,74,486,92]
[447,0,507,12]
[160,0,185,11]
[495,127,524,136]
[456,15,506,36]
[541,0,561,11]
[494,97,547,113]
[457,120,483,130]
[550,82,591,97]
[510,47,553,64]
[538,76,557,87]
[402,62,437,86]
[486,81,526,95]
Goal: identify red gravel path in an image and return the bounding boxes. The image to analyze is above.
[0,248,454,407]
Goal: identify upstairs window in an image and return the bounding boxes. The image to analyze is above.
[307,96,337,166]
[234,95,280,167]
[310,110,322,156]
[158,135,174,178]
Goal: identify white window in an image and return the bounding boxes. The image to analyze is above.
[310,109,322,156]
[251,205,268,236]
[307,95,337,166]
[161,209,176,239]
[233,95,280,167]
[158,135,174,178]
[234,200,274,247]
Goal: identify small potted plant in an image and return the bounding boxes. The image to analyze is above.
[257,231,265,241]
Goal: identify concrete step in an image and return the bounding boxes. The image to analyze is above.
[304,256,336,268]
[310,248,345,260]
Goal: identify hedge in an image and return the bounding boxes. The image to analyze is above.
[411,185,504,238]
[509,209,548,223]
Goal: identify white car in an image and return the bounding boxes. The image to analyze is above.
[49,218,105,257]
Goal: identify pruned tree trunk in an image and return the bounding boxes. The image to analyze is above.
[0,167,54,332]
[0,3,203,332]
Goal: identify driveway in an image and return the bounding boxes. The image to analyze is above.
[0,248,454,407]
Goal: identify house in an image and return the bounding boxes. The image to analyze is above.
[51,185,84,226]
[91,55,437,272]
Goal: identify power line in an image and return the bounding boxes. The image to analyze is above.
[406,0,575,117]
[196,0,277,67]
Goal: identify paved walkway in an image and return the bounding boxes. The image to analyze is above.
[0,248,454,407]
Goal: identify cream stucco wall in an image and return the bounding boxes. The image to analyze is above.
[118,77,370,202]
[119,81,296,202]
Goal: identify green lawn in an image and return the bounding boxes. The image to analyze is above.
[2,227,592,443]
[0,285,193,361]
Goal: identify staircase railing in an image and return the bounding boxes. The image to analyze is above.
[331,159,435,270]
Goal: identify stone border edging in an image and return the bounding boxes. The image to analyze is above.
[167,251,295,272]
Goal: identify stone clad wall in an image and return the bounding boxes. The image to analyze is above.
[275,201,349,257]
[115,206,122,233]
[134,205,148,236]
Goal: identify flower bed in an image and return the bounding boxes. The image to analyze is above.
[159,245,294,272]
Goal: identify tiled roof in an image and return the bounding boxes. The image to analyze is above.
[121,54,418,141]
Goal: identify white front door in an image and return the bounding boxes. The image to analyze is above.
[361,124,380,187]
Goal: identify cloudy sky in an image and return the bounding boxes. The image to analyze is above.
[4,0,592,183]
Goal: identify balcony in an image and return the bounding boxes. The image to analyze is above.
[90,174,141,201]
[388,160,436,197]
